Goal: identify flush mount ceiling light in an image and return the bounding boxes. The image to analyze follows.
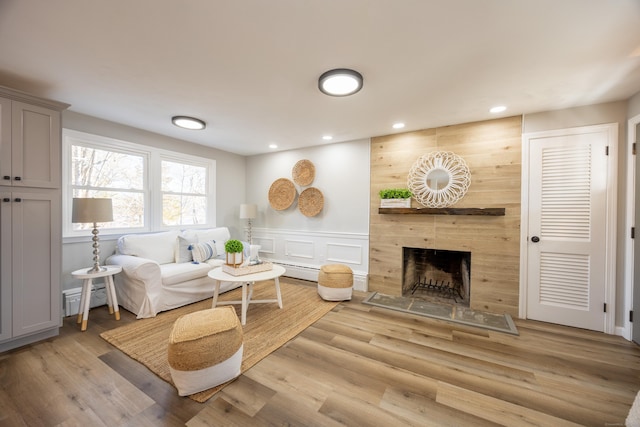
[171,115,206,130]
[489,106,507,114]
[318,68,363,96]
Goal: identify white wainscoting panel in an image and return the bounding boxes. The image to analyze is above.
[284,239,315,260]
[326,243,363,265]
[253,228,369,291]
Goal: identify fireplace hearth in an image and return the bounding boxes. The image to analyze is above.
[402,247,471,306]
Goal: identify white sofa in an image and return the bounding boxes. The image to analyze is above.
[106,227,241,319]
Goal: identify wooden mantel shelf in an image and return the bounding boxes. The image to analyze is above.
[378,207,506,216]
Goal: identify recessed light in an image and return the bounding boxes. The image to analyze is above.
[322,135,333,141]
[392,122,405,129]
[489,106,507,114]
[269,143,278,149]
[171,116,206,130]
[318,68,363,96]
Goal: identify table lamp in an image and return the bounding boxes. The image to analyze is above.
[72,198,113,273]
[239,203,257,244]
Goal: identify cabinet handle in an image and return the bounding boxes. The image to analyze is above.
[2,198,9,202]
[3,176,9,180]
[14,198,21,202]
[14,176,21,181]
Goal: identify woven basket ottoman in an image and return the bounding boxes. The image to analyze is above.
[168,306,243,396]
[318,264,353,301]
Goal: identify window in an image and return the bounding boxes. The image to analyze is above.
[63,129,216,237]
[70,144,146,231]
[161,158,207,226]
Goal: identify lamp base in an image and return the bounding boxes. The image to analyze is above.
[87,265,107,274]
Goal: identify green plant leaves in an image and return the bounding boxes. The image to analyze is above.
[224,239,244,253]
[378,188,412,199]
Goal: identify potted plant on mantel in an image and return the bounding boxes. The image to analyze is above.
[379,188,413,208]
[224,239,244,267]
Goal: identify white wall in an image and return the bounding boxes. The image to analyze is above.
[245,139,371,288]
[61,111,247,291]
[523,100,629,327]
[245,139,370,232]
[629,91,640,118]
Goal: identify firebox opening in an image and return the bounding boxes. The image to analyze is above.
[402,247,471,306]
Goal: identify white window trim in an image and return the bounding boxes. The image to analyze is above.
[62,129,216,239]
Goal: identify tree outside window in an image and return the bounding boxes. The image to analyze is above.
[71,145,145,231]
[161,160,207,226]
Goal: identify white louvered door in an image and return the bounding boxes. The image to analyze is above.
[526,130,608,331]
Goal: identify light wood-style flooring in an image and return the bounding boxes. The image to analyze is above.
[1,282,639,426]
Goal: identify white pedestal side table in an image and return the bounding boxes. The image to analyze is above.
[71,265,122,331]
[208,264,285,325]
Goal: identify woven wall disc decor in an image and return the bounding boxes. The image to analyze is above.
[268,178,297,210]
[298,187,324,217]
[292,159,315,186]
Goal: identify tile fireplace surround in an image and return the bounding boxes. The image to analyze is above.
[369,116,522,317]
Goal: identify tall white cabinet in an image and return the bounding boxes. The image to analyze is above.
[0,86,69,352]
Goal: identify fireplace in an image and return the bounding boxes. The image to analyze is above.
[402,247,471,306]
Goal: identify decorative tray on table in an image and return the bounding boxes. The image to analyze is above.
[222,261,273,276]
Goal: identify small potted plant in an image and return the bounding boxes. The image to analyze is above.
[224,239,244,266]
[379,188,413,208]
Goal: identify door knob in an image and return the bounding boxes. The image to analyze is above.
[531,236,540,243]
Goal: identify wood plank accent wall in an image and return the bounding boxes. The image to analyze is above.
[369,116,522,316]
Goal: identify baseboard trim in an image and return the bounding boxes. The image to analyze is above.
[0,327,59,353]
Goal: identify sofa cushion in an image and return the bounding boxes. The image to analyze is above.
[118,230,179,264]
[191,240,217,263]
[161,262,213,287]
[182,228,230,257]
[204,258,225,268]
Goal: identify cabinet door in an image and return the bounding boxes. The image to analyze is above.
[11,102,61,189]
[11,190,61,337]
[0,191,11,341]
[0,97,11,187]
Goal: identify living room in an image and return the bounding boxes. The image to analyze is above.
[2,1,640,425]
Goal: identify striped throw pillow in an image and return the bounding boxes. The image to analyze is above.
[190,240,217,263]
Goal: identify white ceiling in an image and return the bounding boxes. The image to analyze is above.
[1,0,639,156]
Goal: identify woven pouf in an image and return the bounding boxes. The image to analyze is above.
[168,306,243,396]
[318,264,353,301]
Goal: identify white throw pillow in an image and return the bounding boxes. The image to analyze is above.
[117,230,179,264]
[175,235,197,263]
[191,240,217,263]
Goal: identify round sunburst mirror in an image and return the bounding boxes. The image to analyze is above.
[407,151,471,208]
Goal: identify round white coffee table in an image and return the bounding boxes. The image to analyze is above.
[208,264,285,325]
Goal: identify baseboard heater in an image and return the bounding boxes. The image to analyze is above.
[62,284,108,317]
[273,261,368,292]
